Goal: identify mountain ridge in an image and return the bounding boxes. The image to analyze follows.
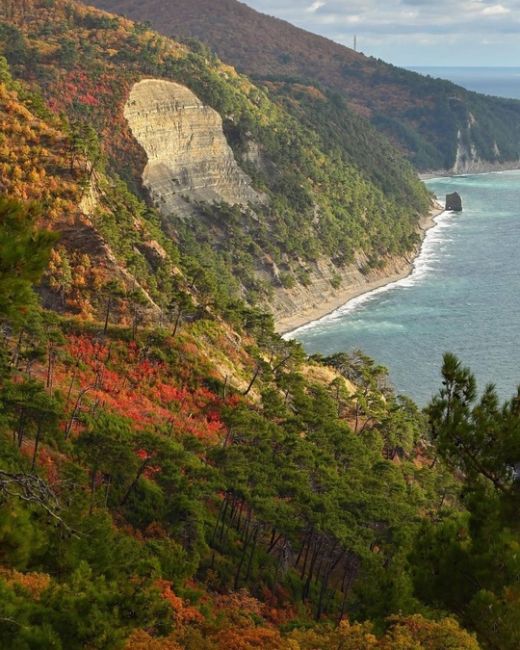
[0,0,431,324]
[89,0,520,173]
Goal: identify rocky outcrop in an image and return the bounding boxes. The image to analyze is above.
[124,79,262,215]
[445,192,462,212]
[421,122,520,177]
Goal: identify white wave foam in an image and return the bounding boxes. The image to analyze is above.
[285,209,454,339]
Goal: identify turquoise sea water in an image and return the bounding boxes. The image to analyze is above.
[290,171,520,405]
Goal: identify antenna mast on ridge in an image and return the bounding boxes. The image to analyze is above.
[353,35,357,52]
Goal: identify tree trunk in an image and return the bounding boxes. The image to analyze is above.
[31,422,43,471]
[103,297,112,336]
[120,459,149,506]
[303,539,322,601]
[172,308,183,338]
[66,359,81,405]
[243,365,261,396]
[300,532,313,580]
[245,525,260,582]
[210,495,228,545]
[234,525,254,590]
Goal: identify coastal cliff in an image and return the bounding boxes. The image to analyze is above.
[91,0,520,173]
[123,78,437,330]
[273,209,441,334]
[421,123,520,176]
[124,79,262,214]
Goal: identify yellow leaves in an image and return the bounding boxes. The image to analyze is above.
[32,39,60,57]
[27,168,43,184]
[11,165,24,180]
[124,630,183,650]
[287,616,481,650]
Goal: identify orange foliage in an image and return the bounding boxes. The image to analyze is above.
[214,626,285,650]
[156,580,204,625]
[124,630,182,650]
[0,568,51,599]
[65,335,226,441]
[0,83,80,219]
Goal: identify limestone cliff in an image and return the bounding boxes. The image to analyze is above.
[124,79,262,214]
[425,119,520,176]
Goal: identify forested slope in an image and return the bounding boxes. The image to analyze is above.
[0,0,432,320]
[1,192,489,649]
[90,0,520,172]
[0,2,518,649]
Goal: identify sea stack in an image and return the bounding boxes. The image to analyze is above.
[446,192,463,212]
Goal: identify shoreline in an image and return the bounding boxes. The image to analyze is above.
[418,164,520,181]
[278,202,445,337]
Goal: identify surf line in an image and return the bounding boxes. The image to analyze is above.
[284,208,453,340]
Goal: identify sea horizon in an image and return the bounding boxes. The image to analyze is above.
[407,66,520,99]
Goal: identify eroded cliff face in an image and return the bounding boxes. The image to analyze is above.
[427,117,520,176]
[124,79,261,214]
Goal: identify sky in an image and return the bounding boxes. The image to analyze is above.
[242,0,520,66]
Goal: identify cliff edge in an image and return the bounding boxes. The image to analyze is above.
[125,79,262,215]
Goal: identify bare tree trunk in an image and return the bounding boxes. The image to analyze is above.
[46,345,56,393]
[234,524,255,590]
[316,548,344,620]
[120,458,149,505]
[66,359,81,405]
[245,525,260,582]
[65,387,93,439]
[210,495,229,546]
[300,531,313,580]
[243,365,261,396]
[11,328,24,368]
[103,297,112,336]
[303,539,322,601]
[172,308,183,338]
[31,422,43,471]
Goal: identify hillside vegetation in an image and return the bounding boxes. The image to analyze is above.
[0,1,518,649]
[0,192,493,650]
[90,0,520,172]
[0,0,431,313]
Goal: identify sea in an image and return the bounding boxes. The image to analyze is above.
[289,69,520,406]
[408,66,520,100]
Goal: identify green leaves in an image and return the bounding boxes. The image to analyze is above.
[428,353,520,495]
[0,198,57,327]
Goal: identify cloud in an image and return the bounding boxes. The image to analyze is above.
[242,0,520,64]
[481,4,511,15]
[306,1,326,12]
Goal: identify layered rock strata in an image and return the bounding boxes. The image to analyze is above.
[125,79,261,214]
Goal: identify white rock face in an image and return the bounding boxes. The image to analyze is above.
[125,79,261,214]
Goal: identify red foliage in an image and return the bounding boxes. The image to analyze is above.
[64,335,226,441]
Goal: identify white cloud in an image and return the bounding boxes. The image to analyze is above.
[306,1,326,12]
[243,0,520,64]
[481,4,511,15]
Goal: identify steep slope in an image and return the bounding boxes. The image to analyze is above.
[90,0,520,173]
[0,63,182,322]
[0,5,517,649]
[0,254,484,648]
[125,79,262,213]
[0,0,431,325]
